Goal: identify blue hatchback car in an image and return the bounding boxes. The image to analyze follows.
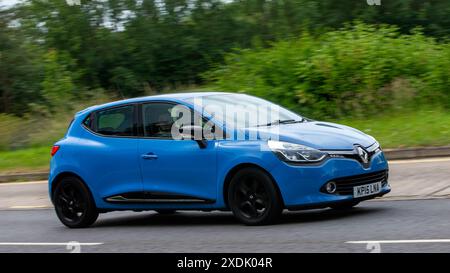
[49,92,390,228]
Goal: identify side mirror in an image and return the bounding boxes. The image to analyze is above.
[180,125,204,139]
[180,125,208,149]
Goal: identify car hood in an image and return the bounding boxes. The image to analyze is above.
[246,121,376,150]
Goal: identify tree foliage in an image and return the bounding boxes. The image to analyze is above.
[0,0,449,116]
[206,23,450,119]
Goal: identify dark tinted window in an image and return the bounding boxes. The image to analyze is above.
[83,115,91,128]
[87,105,135,136]
[142,103,179,138]
[142,102,219,139]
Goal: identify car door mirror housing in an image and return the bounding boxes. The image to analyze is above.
[180,125,204,139]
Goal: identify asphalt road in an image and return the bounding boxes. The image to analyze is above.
[0,157,449,253]
[1,199,450,253]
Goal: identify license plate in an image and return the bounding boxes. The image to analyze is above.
[353,182,382,198]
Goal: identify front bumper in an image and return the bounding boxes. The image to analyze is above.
[270,150,390,209]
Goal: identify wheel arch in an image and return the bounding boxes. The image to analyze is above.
[50,172,94,204]
[222,163,285,208]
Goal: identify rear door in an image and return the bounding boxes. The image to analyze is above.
[79,104,142,199]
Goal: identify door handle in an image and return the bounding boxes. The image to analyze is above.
[141,153,158,160]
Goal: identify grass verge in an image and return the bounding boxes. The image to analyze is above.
[0,109,449,174]
[0,146,51,174]
[337,108,450,149]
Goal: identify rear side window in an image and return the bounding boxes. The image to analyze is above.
[84,105,135,137]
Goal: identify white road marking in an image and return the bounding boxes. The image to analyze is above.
[0,180,47,186]
[0,242,103,246]
[9,205,51,209]
[389,157,450,164]
[347,239,450,244]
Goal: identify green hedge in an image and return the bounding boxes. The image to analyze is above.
[205,23,450,119]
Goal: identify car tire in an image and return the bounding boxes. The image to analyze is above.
[155,209,177,214]
[53,177,98,228]
[228,167,283,225]
[329,201,360,210]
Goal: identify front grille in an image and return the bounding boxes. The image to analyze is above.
[321,170,388,195]
[325,143,382,168]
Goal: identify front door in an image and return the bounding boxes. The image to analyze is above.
[138,102,217,203]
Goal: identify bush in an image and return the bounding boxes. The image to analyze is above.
[205,23,450,119]
[0,114,24,150]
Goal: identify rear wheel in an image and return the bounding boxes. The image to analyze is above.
[329,201,360,210]
[53,177,98,228]
[228,167,283,225]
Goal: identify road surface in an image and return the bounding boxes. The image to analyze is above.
[0,157,449,253]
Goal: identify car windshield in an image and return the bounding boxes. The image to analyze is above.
[185,94,303,129]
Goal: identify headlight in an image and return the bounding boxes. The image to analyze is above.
[368,141,382,153]
[268,140,328,163]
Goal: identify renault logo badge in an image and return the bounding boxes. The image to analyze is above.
[354,145,369,164]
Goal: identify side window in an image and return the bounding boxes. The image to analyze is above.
[85,105,135,137]
[142,103,180,138]
[142,102,221,139]
[83,115,92,128]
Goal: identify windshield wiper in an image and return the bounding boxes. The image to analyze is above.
[256,119,304,127]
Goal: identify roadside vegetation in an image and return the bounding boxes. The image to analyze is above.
[338,108,450,149]
[1,107,449,173]
[0,1,449,173]
[205,23,450,120]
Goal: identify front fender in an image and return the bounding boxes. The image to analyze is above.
[214,140,280,207]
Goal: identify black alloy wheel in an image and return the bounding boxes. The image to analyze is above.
[53,177,98,228]
[228,167,283,225]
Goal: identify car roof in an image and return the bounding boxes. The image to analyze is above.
[75,91,234,116]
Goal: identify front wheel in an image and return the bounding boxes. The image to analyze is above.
[228,168,283,225]
[53,177,98,228]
